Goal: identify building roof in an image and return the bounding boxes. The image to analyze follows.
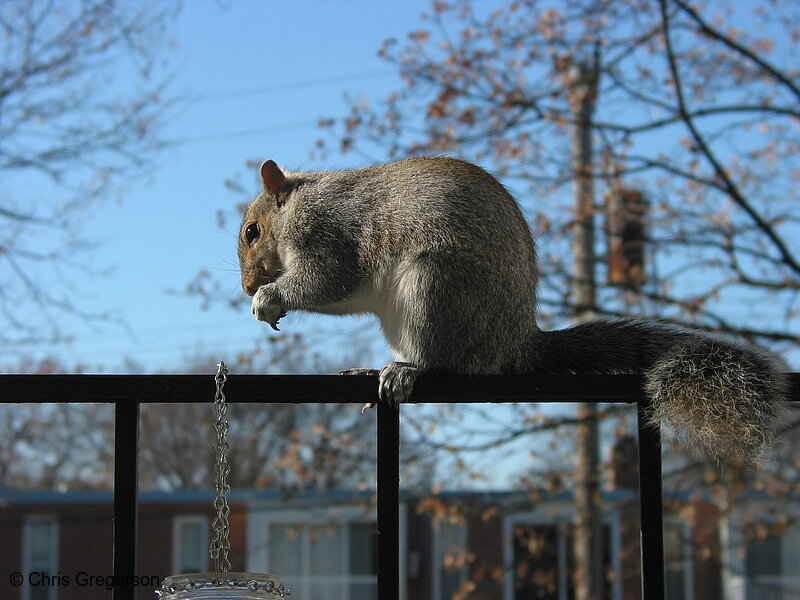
[0,485,635,507]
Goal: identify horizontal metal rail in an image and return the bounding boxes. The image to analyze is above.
[2,373,798,600]
[1,372,651,403]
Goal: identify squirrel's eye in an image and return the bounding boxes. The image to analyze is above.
[244,222,260,245]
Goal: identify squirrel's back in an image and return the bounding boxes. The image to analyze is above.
[317,157,535,259]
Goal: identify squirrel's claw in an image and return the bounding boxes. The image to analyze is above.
[269,311,288,331]
[340,369,380,413]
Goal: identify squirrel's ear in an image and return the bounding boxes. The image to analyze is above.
[260,160,285,194]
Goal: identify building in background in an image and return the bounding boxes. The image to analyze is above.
[4,473,798,600]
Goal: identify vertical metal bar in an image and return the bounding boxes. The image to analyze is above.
[113,398,140,600]
[637,398,665,600]
[377,402,400,600]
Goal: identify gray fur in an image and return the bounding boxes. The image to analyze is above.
[239,157,787,463]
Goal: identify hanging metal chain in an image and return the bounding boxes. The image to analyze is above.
[209,361,232,575]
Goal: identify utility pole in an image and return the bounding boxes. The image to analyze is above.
[568,56,604,600]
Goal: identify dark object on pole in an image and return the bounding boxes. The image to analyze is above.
[607,188,648,291]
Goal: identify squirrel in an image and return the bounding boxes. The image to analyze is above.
[238,156,787,463]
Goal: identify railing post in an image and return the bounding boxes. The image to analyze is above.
[113,398,140,600]
[377,402,400,600]
[637,397,665,600]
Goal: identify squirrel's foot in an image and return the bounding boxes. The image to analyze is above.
[251,285,287,331]
[340,368,381,412]
[378,362,418,408]
[340,368,381,376]
[341,362,419,411]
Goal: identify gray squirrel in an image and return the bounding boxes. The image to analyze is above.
[238,156,787,462]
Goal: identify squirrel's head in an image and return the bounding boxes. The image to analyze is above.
[238,160,291,297]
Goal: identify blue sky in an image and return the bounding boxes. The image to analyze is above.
[11,0,798,375]
[38,1,439,373]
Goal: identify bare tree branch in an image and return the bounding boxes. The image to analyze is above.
[0,0,179,350]
[671,0,800,102]
[658,0,800,278]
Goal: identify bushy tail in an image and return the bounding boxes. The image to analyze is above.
[537,320,787,462]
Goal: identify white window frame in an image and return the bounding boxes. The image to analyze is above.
[503,505,623,600]
[431,519,468,600]
[22,515,59,600]
[172,514,209,574]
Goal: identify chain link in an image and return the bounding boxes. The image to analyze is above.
[209,361,232,575]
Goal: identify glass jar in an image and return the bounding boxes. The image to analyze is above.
[155,572,288,599]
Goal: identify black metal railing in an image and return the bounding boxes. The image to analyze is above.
[3,372,798,600]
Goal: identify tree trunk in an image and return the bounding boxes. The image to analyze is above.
[569,58,605,600]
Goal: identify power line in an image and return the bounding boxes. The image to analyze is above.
[164,69,396,146]
[183,69,394,102]
[165,120,321,146]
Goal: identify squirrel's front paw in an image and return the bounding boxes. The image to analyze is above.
[251,286,287,331]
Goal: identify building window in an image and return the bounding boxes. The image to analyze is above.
[22,516,58,600]
[433,521,467,600]
[266,521,377,600]
[664,520,693,600]
[510,522,614,600]
[512,524,569,600]
[746,533,781,577]
[724,513,800,600]
[744,528,796,600]
[173,516,208,574]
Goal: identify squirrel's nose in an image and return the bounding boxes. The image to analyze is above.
[244,284,257,296]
